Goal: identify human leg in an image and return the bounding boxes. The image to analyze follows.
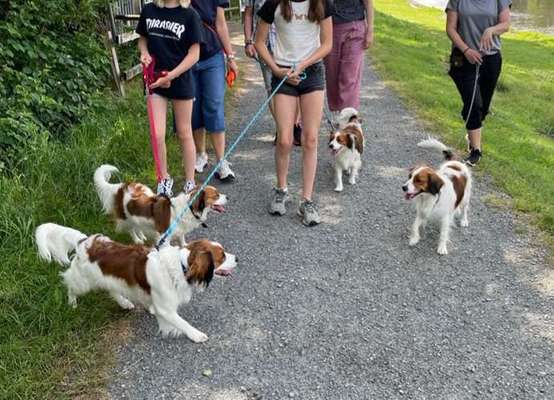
[173,99,196,188]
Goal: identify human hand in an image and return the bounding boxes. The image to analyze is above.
[273,66,300,86]
[288,62,306,81]
[140,52,153,67]
[480,28,494,52]
[244,43,257,58]
[364,29,374,49]
[227,58,239,77]
[464,48,483,65]
[150,73,171,89]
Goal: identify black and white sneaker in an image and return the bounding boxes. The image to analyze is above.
[464,148,482,167]
[157,177,174,197]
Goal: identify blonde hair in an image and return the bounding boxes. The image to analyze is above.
[153,0,190,7]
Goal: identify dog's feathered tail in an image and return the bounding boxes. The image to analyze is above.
[94,164,122,214]
[337,107,360,129]
[417,137,455,160]
[35,223,87,265]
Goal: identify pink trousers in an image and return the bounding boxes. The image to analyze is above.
[324,20,366,112]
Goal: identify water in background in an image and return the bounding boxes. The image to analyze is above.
[410,0,554,34]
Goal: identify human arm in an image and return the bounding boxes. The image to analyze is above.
[446,10,482,64]
[254,20,295,83]
[244,5,257,58]
[150,43,200,89]
[363,0,374,49]
[215,6,239,75]
[480,8,511,52]
[138,36,152,66]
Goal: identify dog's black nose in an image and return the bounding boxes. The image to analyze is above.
[402,185,408,192]
[328,143,333,149]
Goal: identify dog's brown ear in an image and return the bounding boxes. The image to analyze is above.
[187,250,215,287]
[153,196,171,232]
[427,172,444,195]
[192,189,206,213]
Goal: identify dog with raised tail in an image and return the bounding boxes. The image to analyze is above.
[402,138,472,255]
[328,108,365,192]
[35,223,237,342]
[94,165,227,246]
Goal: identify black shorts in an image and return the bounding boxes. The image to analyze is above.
[149,70,195,100]
[271,61,326,97]
[449,52,502,130]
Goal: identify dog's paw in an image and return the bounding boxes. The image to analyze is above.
[408,236,420,246]
[460,218,469,227]
[334,185,343,192]
[437,245,448,255]
[348,177,356,185]
[188,329,209,343]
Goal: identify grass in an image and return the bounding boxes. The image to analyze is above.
[0,82,189,399]
[371,0,554,237]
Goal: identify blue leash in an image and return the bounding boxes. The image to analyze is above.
[156,68,305,248]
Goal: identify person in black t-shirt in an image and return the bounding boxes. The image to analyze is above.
[136,0,203,196]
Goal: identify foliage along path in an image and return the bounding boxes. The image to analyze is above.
[108,28,553,400]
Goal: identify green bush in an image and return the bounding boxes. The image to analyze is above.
[0,0,111,172]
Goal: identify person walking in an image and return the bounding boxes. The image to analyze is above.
[244,0,303,146]
[136,0,203,196]
[446,0,511,166]
[190,0,239,180]
[255,0,332,226]
[324,0,373,115]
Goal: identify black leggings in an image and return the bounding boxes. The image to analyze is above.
[449,52,502,131]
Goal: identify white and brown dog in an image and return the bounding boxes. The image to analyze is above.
[402,138,472,255]
[35,223,237,342]
[328,108,364,192]
[94,165,227,246]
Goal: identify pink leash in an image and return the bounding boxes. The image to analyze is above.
[143,59,164,183]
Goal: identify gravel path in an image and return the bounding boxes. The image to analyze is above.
[108,31,553,399]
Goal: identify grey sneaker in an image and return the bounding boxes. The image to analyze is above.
[298,199,321,227]
[268,187,289,216]
[157,177,174,197]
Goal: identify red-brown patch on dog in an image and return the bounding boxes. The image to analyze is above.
[337,125,364,154]
[185,240,220,286]
[413,167,444,195]
[87,237,151,293]
[451,174,467,207]
[190,186,223,214]
[116,183,172,233]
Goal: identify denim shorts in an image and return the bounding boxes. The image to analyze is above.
[271,61,326,97]
[191,52,226,133]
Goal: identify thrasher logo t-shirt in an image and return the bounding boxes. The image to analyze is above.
[136,3,203,99]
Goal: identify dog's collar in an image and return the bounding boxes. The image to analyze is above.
[189,205,208,228]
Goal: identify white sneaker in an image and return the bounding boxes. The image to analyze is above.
[195,153,208,173]
[215,159,235,182]
[184,180,195,194]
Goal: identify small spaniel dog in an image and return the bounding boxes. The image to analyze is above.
[94,165,227,246]
[328,108,364,192]
[402,138,472,255]
[35,223,237,342]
